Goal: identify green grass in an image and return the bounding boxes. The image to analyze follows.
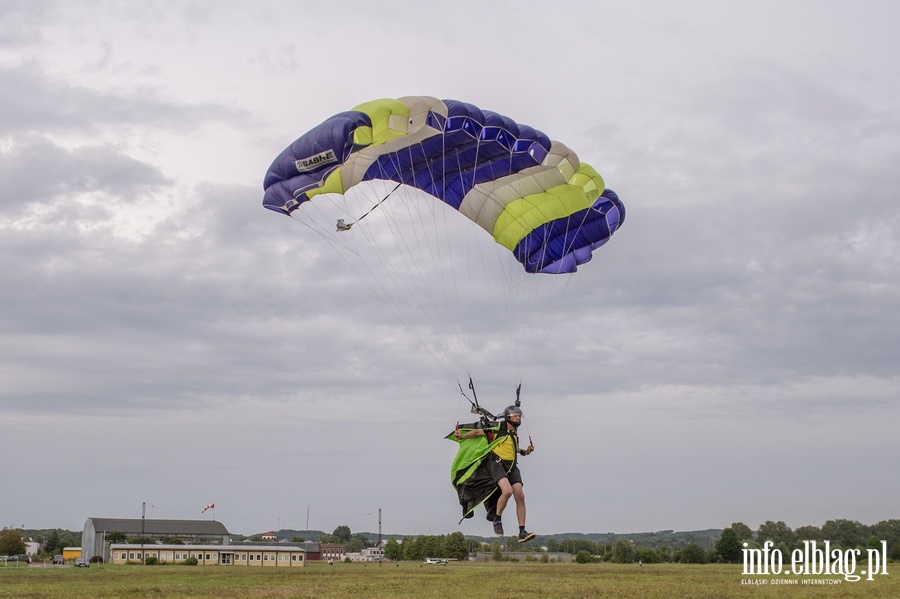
[1,561,896,599]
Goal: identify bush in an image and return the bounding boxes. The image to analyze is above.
[575,550,594,564]
[182,557,198,566]
[144,556,158,565]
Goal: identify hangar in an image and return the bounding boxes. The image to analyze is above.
[82,518,230,562]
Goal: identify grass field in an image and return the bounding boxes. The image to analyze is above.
[1,561,896,599]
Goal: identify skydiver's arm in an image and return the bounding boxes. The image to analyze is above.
[455,428,485,440]
[519,439,535,456]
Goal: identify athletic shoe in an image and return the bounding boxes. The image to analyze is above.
[493,520,504,536]
[517,530,536,543]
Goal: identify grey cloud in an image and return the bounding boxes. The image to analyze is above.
[0,134,169,212]
[0,64,247,137]
[0,0,55,48]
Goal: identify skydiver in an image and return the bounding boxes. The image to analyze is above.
[454,405,536,543]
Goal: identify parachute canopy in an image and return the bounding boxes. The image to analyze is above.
[262,96,624,274]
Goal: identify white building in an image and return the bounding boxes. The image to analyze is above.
[108,543,304,566]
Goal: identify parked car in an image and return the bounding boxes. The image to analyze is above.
[53,555,64,565]
[74,558,90,568]
[7,555,31,563]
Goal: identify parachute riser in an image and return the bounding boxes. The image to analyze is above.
[459,378,495,424]
[459,378,523,425]
[335,182,402,232]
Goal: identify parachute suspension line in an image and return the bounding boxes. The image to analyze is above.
[335,182,401,232]
[406,185,461,368]
[289,200,361,256]
[500,226,584,385]
[449,148,474,374]
[323,149,471,380]
[359,178,463,382]
[519,203,600,368]
[389,150,470,375]
[526,212,594,377]
[291,184,467,386]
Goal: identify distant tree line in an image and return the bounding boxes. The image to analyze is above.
[715,519,900,563]
[11,518,897,565]
[383,532,470,561]
[375,519,900,565]
[573,519,900,565]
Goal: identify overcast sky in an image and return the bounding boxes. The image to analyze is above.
[2,0,898,539]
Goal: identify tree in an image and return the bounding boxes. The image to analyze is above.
[794,525,823,545]
[491,541,503,562]
[575,550,593,564]
[679,543,707,564]
[332,525,352,543]
[821,519,870,549]
[44,530,62,555]
[715,528,742,562]
[384,538,402,561]
[562,538,598,555]
[0,529,26,556]
[545,538,560,552]
[757,520,795,552]
[128,536,156,545]
[730,522,753,542]
[611,538,635,563]
[654,546,674,563]
[419,535,442,558]
[635,546,661,564]
[403,537,425,561]
[442,532,469,561]
[58,531,76,550]
[871,519,900,560]
[161,538,184,545]
[345,537,366,553]
[106,531,126,544]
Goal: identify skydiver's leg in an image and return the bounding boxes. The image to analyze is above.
[512,482,526,526]
[494,477,513,518]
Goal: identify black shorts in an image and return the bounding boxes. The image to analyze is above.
[487,455,523,486]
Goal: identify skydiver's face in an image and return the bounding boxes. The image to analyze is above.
[508,413,522,426]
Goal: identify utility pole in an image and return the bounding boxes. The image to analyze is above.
[141,502,146,565]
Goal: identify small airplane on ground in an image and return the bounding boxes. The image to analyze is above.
[424,557,449,565]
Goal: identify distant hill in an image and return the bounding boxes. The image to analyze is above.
[262,528,723,549]
[21,527,722,550]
